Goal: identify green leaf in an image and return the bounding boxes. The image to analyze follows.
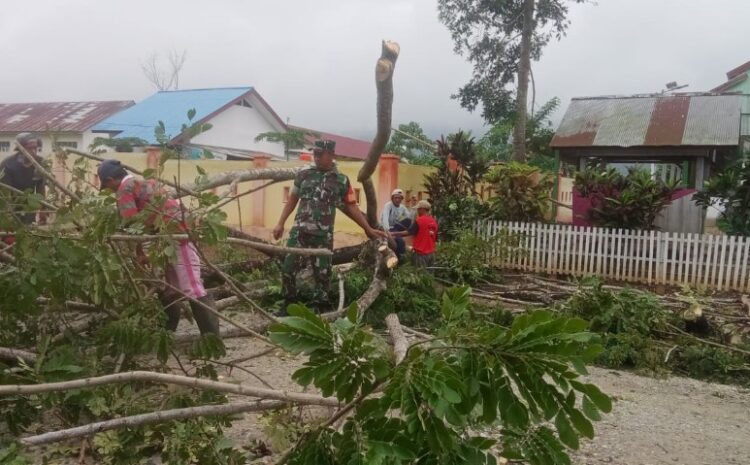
[347,303,358,323]
[567,408,594,439]
[187,108,197,121]
[571,381,612,413]
[555,412,580,450]
[582,396,602,421]
[196,165,206,176]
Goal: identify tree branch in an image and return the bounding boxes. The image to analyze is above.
[20,400,286,447]
[0,346,37,364]
[16,143,80,202]
[385,314,407,364]
[0,370,340,406]
[181,166,302,197]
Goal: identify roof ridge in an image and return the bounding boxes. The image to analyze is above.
[571,92,734,101]
[0,100,133,106]
[155,86,253,94]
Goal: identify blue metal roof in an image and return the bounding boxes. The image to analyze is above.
[92,87,253,143]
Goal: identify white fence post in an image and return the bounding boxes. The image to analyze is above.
[475,220,744,291]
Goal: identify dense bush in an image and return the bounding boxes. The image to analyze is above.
[694,160,750,236]
[574,167,678,229]
[423,131,492,241]
[485,162,554,222]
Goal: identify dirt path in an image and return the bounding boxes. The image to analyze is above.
[573,367,749,465]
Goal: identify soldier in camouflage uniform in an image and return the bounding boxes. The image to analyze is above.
[273,140,386,313]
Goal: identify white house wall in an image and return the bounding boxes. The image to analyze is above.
[189,102,285,158]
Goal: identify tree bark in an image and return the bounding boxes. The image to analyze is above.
[181,166,301,197]
[0,347,37,364]
[20,400,286,447]
[0,370,341,406]
[357,40,400,227]
[385,314,407,365]
[512,0,535,162]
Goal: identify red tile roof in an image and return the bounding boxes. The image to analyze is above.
[0,101,134,133]
[292,125,371,160]
[726,60,750,80]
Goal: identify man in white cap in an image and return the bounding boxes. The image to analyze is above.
[380,188,413,261]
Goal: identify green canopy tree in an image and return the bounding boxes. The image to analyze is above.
[254,127,320,161]
[438,0,587,161]
[385,122,437,165]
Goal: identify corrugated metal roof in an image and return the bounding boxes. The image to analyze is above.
[93,87,259,143]
[0,101,133,133]
[551,94,745,148]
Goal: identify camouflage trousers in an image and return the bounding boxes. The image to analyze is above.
[281,228,333,311]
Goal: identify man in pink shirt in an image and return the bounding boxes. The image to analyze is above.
[98,159,219,335]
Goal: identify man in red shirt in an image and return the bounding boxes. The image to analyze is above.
[391,200,438,269]
[98,159,219,335]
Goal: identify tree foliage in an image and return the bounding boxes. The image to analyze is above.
[423,131,492,240]
[254,127,321,161]
[385,122,437,165]
[0,112,241,464]
[574,167,678,230]
[479,97,560,171]
[485,161,554,222]
[270,288,611,465]
[438,0,586,160]
[89,137,150,154]
[694,160,750,236]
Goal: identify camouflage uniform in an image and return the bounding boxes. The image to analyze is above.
[282,165,357,309]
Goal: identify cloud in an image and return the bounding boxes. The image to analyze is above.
[1,0,748,139]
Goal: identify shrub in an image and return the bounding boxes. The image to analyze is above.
[484,162,554,222]
[574,167,678,229]
[694,160,750,236]
[423,131,492,241]
[436,229,521,284]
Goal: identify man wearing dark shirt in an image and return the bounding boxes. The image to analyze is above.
[0,133,46,226]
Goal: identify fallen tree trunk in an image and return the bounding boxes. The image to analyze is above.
[20,400,287,447]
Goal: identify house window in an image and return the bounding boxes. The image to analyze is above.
[0,142,9,152]
[54,141,78,149]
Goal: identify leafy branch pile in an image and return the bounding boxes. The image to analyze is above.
[558,281,750,385]
[269,288,611,465]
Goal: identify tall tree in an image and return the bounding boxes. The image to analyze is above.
[438,0,586,161]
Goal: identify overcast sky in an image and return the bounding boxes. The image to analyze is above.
[1,0,749,140]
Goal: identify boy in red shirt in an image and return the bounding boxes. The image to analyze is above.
[391,200,438,269]
[98,159,219,335]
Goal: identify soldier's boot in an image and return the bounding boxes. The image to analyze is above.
[189,295,221,336]
[159,293,182,332]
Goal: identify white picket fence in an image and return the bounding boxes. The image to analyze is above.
[477,221,750,292]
